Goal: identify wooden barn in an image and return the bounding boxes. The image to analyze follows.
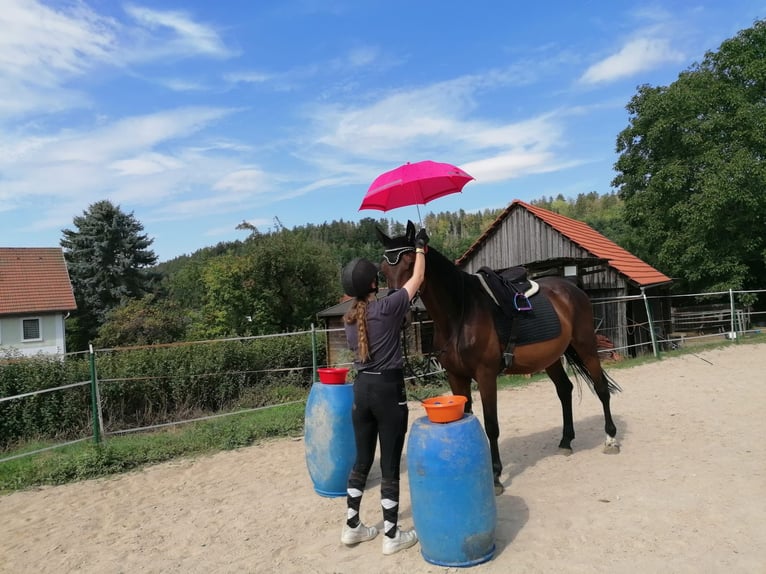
[455,200,673,357]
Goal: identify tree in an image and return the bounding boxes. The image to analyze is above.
[245,231,340,334]
[185,231,340,338]
[95,295,187,347]
[186,253,257,339]
[61,200,158,349]
[613,20,766,294]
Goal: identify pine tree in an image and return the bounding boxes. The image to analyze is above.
[61,200,158,350]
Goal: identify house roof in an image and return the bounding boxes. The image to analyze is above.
[456,200,672,288]
[0,248,77,315]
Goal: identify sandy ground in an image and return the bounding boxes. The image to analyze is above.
[1,343,765,574]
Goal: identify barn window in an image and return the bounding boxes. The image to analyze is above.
[22,318,42,341]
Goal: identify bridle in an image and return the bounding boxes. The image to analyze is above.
[382,246,415,266]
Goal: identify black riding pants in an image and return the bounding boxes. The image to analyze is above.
[350,370,409,480]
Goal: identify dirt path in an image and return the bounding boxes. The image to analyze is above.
[2,343,765,573]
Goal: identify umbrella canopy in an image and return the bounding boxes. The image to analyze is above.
[359,160,474,212]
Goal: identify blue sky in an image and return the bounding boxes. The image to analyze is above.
[1,1,763,262]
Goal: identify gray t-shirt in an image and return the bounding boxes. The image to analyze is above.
[345,288,411,371]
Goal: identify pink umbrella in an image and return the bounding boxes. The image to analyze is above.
[359,160,474,214]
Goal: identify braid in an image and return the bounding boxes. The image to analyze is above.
[344,298,370,363]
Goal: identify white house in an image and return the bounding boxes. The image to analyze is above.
[0,248,77,357]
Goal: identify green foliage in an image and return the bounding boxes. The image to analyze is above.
[421,208,505,261]
[93,334,318,431]
[0,356,91,447]
[0,334,321,447]
[62,200,158,350]
[531,192,633,247]
[613,20,766,293]
[95,295,188,347]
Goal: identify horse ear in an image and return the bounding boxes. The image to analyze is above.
[376,226,391,247]
[406,220,416,242]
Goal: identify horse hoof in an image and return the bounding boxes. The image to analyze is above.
[602,444,620,455]
[558,447,573,456]
[494,482,504,496]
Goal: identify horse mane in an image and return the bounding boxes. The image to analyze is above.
[424,245,467,292]
[383,228,470,295]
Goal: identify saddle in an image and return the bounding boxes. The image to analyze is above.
[475,266,538,315]
[475,266,540,370]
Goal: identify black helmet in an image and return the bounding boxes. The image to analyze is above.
[342,257,379,298]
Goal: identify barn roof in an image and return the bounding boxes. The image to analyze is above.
[456,200,672,288]
[0,248,77,315]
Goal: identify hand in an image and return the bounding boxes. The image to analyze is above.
[415,228,429,249]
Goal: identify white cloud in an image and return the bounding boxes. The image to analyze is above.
[336,46,380,69]
[0,107,238,212]
[224,71,273,84]
[463,153,584,183]
[0,1,237,120]
[0,0,116,118]
[109,153,185,176]
[311,79,476,158]
[35,107,234,164]
[580,37,685,84]
[158,78,210,92]
[213,169,270,193]
[303,74,575,194]
[0,0,116,83]
[123,3,235,59]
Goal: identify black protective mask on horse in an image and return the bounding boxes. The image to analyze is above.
[382,247,414,266]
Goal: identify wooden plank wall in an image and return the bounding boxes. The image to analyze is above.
[458,209,637,353]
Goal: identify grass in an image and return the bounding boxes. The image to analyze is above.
[1,334,762,494]
[0,401,305,494]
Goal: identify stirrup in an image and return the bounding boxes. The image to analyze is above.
[514,293,532,311]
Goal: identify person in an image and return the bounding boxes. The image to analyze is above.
[339,227,428,556]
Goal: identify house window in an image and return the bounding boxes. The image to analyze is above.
[22,318,42,341]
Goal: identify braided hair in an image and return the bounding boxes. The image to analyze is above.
[344,299,370,362]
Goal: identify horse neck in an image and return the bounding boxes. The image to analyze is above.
[421,248,467,329]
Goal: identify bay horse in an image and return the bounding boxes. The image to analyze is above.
[377,221,621,495]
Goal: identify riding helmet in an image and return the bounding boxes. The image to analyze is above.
[342,257,379,298]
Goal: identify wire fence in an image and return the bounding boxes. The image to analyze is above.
[2,288,764,464]
[592,288,765,358]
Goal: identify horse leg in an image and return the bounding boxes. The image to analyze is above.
[579,353,620,454]
[446,372,473,413]
[473,371,503,496]
[448,371,504,494]
[545,359,575,454]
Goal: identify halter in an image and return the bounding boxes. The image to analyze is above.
[382,246,415,266]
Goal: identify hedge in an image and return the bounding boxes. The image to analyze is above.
[0,333,322,448]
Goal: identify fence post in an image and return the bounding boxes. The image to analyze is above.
[311,323,318,382]
[641,288,660,358]
[89,344,102,444]
[729,289,738,343]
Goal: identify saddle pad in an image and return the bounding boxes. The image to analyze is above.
[493,290,561,347]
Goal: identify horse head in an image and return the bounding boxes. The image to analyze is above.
[376,220,420,290]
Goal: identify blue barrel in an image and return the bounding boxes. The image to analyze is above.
[304,382,356,497]
[407,414,496,566]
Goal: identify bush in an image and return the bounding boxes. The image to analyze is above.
[1,333,324,448]
[0,356,91,448]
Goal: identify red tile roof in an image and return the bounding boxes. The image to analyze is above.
[457,200,672,288]
[0,248,77,315]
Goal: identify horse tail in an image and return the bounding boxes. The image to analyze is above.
[563,346,622,395]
